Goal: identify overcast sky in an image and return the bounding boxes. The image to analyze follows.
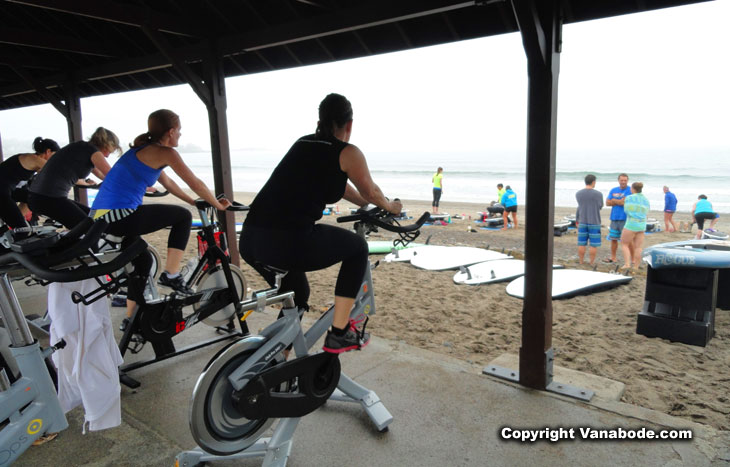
[1,1,728,157]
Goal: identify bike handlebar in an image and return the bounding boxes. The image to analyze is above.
[337,207,430,234]
[0,238,147,283]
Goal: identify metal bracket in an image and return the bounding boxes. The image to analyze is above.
[483,361,594,402]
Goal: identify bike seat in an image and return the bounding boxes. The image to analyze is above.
[256,262,288,276]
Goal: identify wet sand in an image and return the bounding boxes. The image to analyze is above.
[141,192,730,430]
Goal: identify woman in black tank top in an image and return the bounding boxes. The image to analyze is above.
[0,137,59,230]
[240,93,403,354]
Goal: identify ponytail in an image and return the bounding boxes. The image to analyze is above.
[32,136,60,154]
[132,109,180,148]
[316,93,353,139]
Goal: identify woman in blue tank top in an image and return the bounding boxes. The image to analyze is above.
[90,109,230,328]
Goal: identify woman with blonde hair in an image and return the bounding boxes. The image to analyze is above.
[28,127,120,228]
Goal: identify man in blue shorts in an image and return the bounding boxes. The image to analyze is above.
[575,174,603,266]
[605,173,631,263]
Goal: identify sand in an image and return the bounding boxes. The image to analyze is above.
[141,192,730,431]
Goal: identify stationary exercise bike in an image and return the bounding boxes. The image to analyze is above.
[177,206,429,467]
[0,218,147,466]
[75,198,250,389]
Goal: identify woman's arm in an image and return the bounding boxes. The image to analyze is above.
[157,172,195,205]
[342,183,368,207]
[90,151,112,180]
[340,145,401,214]
[162,148,230,210]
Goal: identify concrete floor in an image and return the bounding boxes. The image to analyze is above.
[8,281,730,467]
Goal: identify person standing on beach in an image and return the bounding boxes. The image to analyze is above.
[691,194,720,239]
[621,182,650,272]
[432,167,443,214]
[604,173,631,263]
[496,183,506,203]
[240,93,402,354]
[575,174,603,266]
[500,185,518,230]
[663,186,678,233]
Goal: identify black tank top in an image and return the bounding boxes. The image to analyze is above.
[29,141,96,198]
[0,154,36,187]
[245,134,349,229]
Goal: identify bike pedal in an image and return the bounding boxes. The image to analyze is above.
[129,334,147,354]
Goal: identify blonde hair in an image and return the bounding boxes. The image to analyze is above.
[88,127,121,154]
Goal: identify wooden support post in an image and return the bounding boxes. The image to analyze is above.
[203,45,239,266]
[511,0,561,390]
[65,77,87,205]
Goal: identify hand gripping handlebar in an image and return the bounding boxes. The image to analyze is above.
[337,207,430,233]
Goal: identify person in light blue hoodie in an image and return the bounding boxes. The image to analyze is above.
[500,185,518,230]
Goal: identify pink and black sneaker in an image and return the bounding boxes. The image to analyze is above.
[323,321,370,354]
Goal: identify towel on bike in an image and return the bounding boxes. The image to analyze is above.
[48,279,123,432]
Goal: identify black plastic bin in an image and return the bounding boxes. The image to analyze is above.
[636,266,717,347]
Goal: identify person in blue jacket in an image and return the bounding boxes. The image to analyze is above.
[663,186,678,233]
[500,185,518,230]
[604,173,632,263]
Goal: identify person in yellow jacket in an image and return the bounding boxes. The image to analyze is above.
[432,167,443,214]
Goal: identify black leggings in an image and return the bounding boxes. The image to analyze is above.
[240,223,368,309]
[28,192,89,229]
[102,204,192,302]
[0,184,26,229]
[695,211,717,231]
[432,188,442,207]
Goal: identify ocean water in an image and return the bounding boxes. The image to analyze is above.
[174,147,730,214]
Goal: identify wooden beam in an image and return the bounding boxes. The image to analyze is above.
[141,25,212,107]
[0,27,115,57]
[9,65,67,116]
[511,0,561,390]
[202,45,239,266]
[64,77,87,205]
[6,0,201,37]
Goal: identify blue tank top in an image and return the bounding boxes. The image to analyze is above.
[694,199,713,215]
[91,146,163,210]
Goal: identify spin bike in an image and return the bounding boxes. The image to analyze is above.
[177,206,429,467]
[72,198,250,389]
[0,218,147,466]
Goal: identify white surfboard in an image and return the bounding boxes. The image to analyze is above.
[410,247,510,271]
[453,259,563,285]
[383,245,441,262]
[505,269,632,299]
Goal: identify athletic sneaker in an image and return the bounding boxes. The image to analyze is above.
[157,272,193,294]
[323,328,370,354]
[119,317,130,332]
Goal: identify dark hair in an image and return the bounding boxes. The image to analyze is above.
[497,183,503,189]
[505,185,511,190]
[632,182,643,193]
[133,109,180,147]
[698,194,707,200]
[88,127,121,154]
[32,136,60,154]
[584,174,596,185]
[618,173,629,180]
[316,93,353,139]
